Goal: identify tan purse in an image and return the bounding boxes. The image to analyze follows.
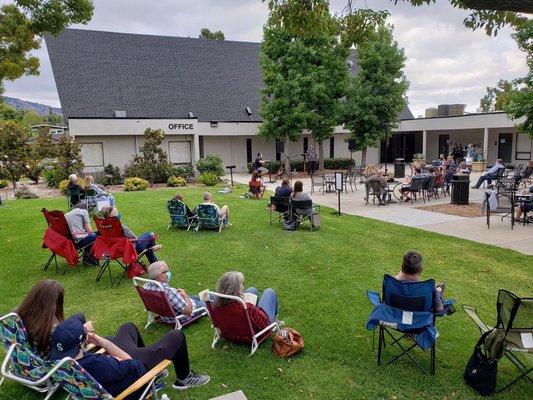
[272,328,304,358]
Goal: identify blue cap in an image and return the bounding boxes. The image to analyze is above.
[50,316,86,360]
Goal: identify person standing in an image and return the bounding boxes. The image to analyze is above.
[305,145,318,175]
[465,144,475,170]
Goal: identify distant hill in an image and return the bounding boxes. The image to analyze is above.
[3,96,62,116]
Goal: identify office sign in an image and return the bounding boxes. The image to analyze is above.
[168,123,194,130]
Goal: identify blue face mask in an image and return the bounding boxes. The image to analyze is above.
[166,271,172,282]
[115,212,121,220]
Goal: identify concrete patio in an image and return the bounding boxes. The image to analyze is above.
[226,172,533,255]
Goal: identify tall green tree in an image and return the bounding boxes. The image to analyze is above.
[480,79,516,112]
[0,120,31,188]
[199,28,225,40]
[342,25,409,166]
[0,0,94,94]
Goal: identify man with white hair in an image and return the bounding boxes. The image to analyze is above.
[143,261,205,323]
[85,175,115,208]
[201,192,229,224]
[67,173,85,205]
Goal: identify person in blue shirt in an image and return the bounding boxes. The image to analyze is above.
[472,159,505,189]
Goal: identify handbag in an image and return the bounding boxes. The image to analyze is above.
[272,327,304,358]
[464,330,498,396]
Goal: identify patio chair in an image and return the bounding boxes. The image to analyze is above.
[203,290,278,356]
[132,277,208,330]
[1,340,170,400]
[484,190,515,229]
[0,313,59,400]
[92,216,150,286]
[433,173,446,198]
[365,181,383,206]
[269,196,290,224]
[167,198,196,231]
[343,167,357,192]
[366,274,455,375]
[41,208,98,274]
[310,174,326,195]
[195,204,226,232]
[463,290,532,393]
[422,175,437,202]
[290,199,320,230]
[402,175,426,204]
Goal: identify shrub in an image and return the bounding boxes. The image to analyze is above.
[199,172,219,186]
[123,177,149,191]
[246,157,355,173]
[172,164,195,180]
[42,167,66,188]
[167,175,187,187]
[14,185,39,199]
[26,162,43,184]
[323,158,355,170]
[196,155,224,177]
[0,179,8,189]
[413,153,424,160]
[59,178,87,195]
[97,164,123,186]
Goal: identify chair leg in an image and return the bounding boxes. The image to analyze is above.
[44,254,55,271]
[377,326,384,366]
[430,345,436,375]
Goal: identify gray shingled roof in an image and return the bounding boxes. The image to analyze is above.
[46,29,413,122]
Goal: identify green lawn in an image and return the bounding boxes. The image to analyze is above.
[0,186,531,400]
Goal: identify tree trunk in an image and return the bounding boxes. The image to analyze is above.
[318,141,325,171]
[12,178,17,189]
[458,0,533,13]
[361,148,367,167]
[283,137,291,175]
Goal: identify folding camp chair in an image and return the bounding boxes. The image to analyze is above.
[366,274,454,375]
[290,199,320,230]
[195,204,226,232]
[41,208,98,274]
[92,217,150,286]
[203,290,278,356]
[0,313,60,400]
[133,277,208,330]
[167,198,196,230]
[66,186,84,210]
[365,181,383,206]
[484,190,515,229]
[84,188,98,215]
[1,340,170,400]
[463,290,532,393]
[269,196,290,224]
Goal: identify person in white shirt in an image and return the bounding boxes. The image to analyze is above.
[64,202,98,266]
[472,159,505,189]
[201,192,229,224]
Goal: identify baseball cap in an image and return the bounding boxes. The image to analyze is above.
[50,316,87,360]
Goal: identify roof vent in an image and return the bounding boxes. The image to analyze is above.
[188,112,194,118]
[346,60,354,68]
[114,110,127,118]
[245,107,252,116]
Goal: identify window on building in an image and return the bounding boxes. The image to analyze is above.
[80,143,104,167]
[515,132,532,160]
[303,137,308,153]
[329,137,335,158]
[246,138,252,163]
[168,141,192,164]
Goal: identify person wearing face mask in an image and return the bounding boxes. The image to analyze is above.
[101,206,161,264]
[143,261,206,322]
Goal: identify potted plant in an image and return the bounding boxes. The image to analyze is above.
[471,154,485,172]
[412,153,426,165]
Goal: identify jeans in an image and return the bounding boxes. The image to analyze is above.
[474,173,497,188]
[107,322,190,380]
[190,295,206,310]
[76,233,98,263]
[135,232,157,264]
[245,287,278,323]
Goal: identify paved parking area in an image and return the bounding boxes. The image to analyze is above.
[228,172,533,255]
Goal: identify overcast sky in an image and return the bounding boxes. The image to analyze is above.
[2,0,528,117]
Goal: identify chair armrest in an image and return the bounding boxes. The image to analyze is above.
[366,290,381,306]
[115,359,171,400]
[177,307,208,320]
[462,305,491,333]
[253,322,278,340]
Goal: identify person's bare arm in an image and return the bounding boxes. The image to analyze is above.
[87,333,132,360]
[177,289,193,316]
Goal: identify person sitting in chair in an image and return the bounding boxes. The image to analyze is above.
[514,184,533,223]
[50,316,210,394]
[67,174,85,204]
[361,169,388,205]
[201,192,229,225]
[472,159,505,189]
[101,206,161,264]
[84,175,115,208]
[275,177,293,198]
[253,153,270,175]
[248,171,264,199]
[174,194,196,218]
[400,167,422,202]
[65,202,98,266]
[143,261,206,322]
[213,271,279,343]
[395,251,445,313]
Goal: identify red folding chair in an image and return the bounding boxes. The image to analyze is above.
[41,209,97,274]
[92,216,139,286]
[202,290,278,356]
[132,277,208,330]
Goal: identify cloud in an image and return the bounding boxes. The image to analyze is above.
[2,0,528,117]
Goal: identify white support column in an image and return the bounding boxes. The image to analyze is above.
[422,130,427,160]
[483,128,489,162]
[192,133,201,174]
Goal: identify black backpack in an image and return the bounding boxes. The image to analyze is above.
[464,330,498,396]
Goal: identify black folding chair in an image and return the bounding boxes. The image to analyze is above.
[463,290,533,393]
[484,190,515,229]
[269,196,290,224]
[290,199,320,230]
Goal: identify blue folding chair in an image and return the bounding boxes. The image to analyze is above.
[366,274,454,375]
[195,204,226,232]
[167,198,196,230]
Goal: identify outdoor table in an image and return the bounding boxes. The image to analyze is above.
[386,181,404,203]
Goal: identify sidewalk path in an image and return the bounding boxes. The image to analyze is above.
[226,172,533,255]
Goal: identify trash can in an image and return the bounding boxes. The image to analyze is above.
[394,158,405,178]
[451,174,470,205]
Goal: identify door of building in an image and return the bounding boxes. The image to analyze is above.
[380,133,418,163]
[439,135,449,157]
[498,133,513,163]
